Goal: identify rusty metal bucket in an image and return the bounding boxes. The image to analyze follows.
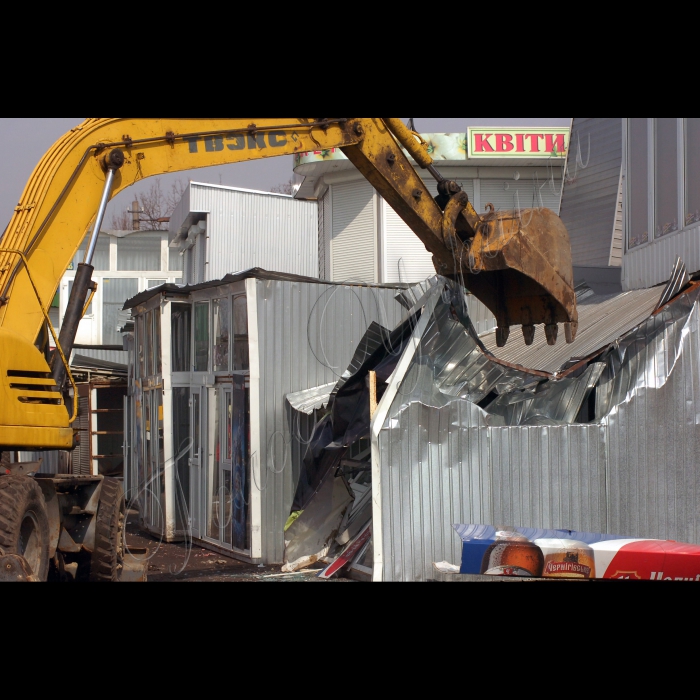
[451,206,579,347]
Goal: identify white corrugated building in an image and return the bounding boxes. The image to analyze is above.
[293,129,569,285]
[169,183,318,284]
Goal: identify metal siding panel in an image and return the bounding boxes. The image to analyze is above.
[623,224,700,290]
[188,183,318,282]
[606,301,700,543]
[254,279,407,564]
[481,177,562,214]
[379,402,608,582]
[384,200,439,284]
[560,118,623,267]
[73,349,128,365]
[318,188,327,279]
[331,180,376,283]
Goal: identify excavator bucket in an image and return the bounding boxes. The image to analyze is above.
[448,206,578,348]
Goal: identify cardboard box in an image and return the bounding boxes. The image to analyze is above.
[452,525,700,581]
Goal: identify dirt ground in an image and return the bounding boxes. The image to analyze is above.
[125,511,354,583]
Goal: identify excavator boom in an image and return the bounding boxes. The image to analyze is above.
[0,117,578,452]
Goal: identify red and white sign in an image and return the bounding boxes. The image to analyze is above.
[467,128,569,159]
[593,539,700,581]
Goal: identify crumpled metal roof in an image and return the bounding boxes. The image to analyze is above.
[481,285,663,374]
[286,382,337,415]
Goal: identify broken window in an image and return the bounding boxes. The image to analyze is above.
[194,302,209,373]
[153,308,162,376]
[213,297,230,373]
[144,310,161,377]
[103,278,138,347]
[136,314,146,379]
[207,389,220,542]
[628,118,649,249]
[233,294,249,372]
[171,303,192,372]
[172,387,190,533]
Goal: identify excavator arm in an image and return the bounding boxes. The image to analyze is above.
[0,117,578,451]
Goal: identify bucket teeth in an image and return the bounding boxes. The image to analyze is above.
[545,324,559,346]
[522,325,536,346]
[496,326,510,348]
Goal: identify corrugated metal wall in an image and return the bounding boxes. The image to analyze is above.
[384,202,436,284]
[187,184,318,282]
[623,223,700,290]
[378,402,607,582]
[74,349,128,365]
[605,302,700,542]
[253,278,407,563]
[318,188,328,280]
[331,180,376,283]
[560,118,623,267]
[480,178,562,214]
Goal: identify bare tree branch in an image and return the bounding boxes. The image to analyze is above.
[110,178,188,231]
[270,178,295,195]
[110,210,131,231]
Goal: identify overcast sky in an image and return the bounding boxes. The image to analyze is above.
[0,117,570,231]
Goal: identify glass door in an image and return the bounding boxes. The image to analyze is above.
[123,395,134,501]
[205,387,232,547]
[142,389,165,536]
[203,382,250,553]
[231,375,250,552]
[189,388,204,540]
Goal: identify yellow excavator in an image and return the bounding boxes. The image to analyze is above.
[0,118,578,581]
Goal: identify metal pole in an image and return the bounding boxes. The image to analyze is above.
[84,167,117,265]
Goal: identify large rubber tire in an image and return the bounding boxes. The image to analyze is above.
[0,476,50,581]
[90,477,125,582]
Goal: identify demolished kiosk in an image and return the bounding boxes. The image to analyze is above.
[122,270,408,565]
[285,261,700,582]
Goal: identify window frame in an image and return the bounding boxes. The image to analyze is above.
[626,118,689,254]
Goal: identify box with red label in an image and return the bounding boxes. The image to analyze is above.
[452,525,700,581]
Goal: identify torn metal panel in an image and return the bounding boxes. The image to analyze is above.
[330,321,392,399]
[395,277,440,311]
[655,257,690,311]
[486,363,605,426]
[282,473,354,573]
[286,382,337,416]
